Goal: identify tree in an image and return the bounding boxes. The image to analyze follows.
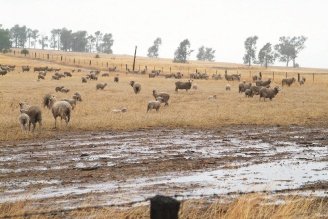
[71,31,88,52]
[94,31,103,52]
[258,43,277,68]
[243,36,258,66]
[26,28,32,48]
[38,35,48,50]
[60,28,72,51]
[290,36,307,67]
[196,46,215,61]
[50,29,58,50]
[10,25,20,48]
[0,27,11,50]
[101,33,114,54]
[31,29,39,49]
[147,37,162,58]
[87,35,96,52]
[173,39,192,63]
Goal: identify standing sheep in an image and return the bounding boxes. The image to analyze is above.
[18,112,30,132]
[175,80,192,92]
[130,81,141,94]
[44,95,72,128]
[82,77,87,83]
[282,77,296,87]
[19,102,42,132]
[245,89,254,98]
[153,90,170,106]
[147,97,163,112]
[299,77,306,85]
[96,83,107,90]
[226,84,231,91]
[62,98,77,110]
[73,92,82,102]
[259,86,280,101]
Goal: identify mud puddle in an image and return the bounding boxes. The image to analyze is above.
[0,126,327,211]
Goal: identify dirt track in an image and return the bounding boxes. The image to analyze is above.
[0,126,327,211]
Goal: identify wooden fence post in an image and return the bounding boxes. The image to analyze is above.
[273,72,275,81]
[313,73,314,82]
[170,67,171,74]
[89,60,91,65]
[298,73,300,82]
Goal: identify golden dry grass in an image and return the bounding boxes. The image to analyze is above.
[1,51,328,141]
[1,194,327,219]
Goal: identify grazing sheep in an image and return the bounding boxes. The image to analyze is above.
[19,102,42,132]
[256,79,272,87]
[192,84,198,90]
[259,86,280,101]
[64,72,72,77]
[82,77,87,83]
[239,81,252,93]
[282,77,296,87]
[38,75,45,80]
[73,92,82,102]
[212,74,222,80]
[52,75,60,80]
[299,77,306,85]
[245,89,254,98]
[96,83,107,90]
[60,88,70,93]
[130,81,141,94]
[175,80,192,92]
[226,84,231,91]
[39,71,47,76]
[114,75,119,82]
[22,66,30,72]
[0,69,7,76]
[147,98,162,112]
[153,90,170,106]
[46,95,72,128]
[250,85,269,95]
[18,112,30,131]
[208,95,217,100]
[102,73,109,77]
[62,98,77,110]
[149,73,156,78]
[108,66,117,72]
[55,86,64,92]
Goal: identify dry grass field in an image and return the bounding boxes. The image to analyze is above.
[1,194,327,219]
[1,50,328,141]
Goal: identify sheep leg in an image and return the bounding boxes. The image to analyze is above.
[28,122,31,131]
[32,123,36,132]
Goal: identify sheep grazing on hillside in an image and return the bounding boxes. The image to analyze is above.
[96,83,107,90]
[60,88,70,93]
[256,79,271,87]
[130,81,141,94]
[82,77,87,83]
[147,98,162,112]
[44,95,72,128]
[0,69,8,76]
[208,95,217,100]
[38,75,45,80]
[52,75,60,80]
[64,72,72,77]
[62,98,77,110]
[55,86,64,92]
[18,112,30,132]
[259,86,280,101]
[153,90,170,106]
[299,77,306,85]
[239,81,252,93]
[245,89,254,98]
[226,84,231,91]
[282,77,296,87]
[102,73,109,77]
[108,66,117,72]
[250,85,268,95]
[22,66,30,72]
[175,80,192,92]
[19,102,42,132]
[73,92,82,102]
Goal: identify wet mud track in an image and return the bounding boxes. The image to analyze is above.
[0,126,327,210]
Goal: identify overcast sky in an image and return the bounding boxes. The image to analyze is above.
[1,0,328,68]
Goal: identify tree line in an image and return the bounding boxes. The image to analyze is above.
[243,35,307,68]
[0,24,114,54]
[0,24,307,67]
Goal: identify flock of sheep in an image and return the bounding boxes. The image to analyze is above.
[0,64,306,132]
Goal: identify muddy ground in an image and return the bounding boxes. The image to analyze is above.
[0,126,327,212]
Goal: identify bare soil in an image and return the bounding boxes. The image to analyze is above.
[0,125,327,212]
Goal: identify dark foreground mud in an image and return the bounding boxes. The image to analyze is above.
[0,126,327,211]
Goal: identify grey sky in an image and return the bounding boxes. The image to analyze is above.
[1,0,328,68]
